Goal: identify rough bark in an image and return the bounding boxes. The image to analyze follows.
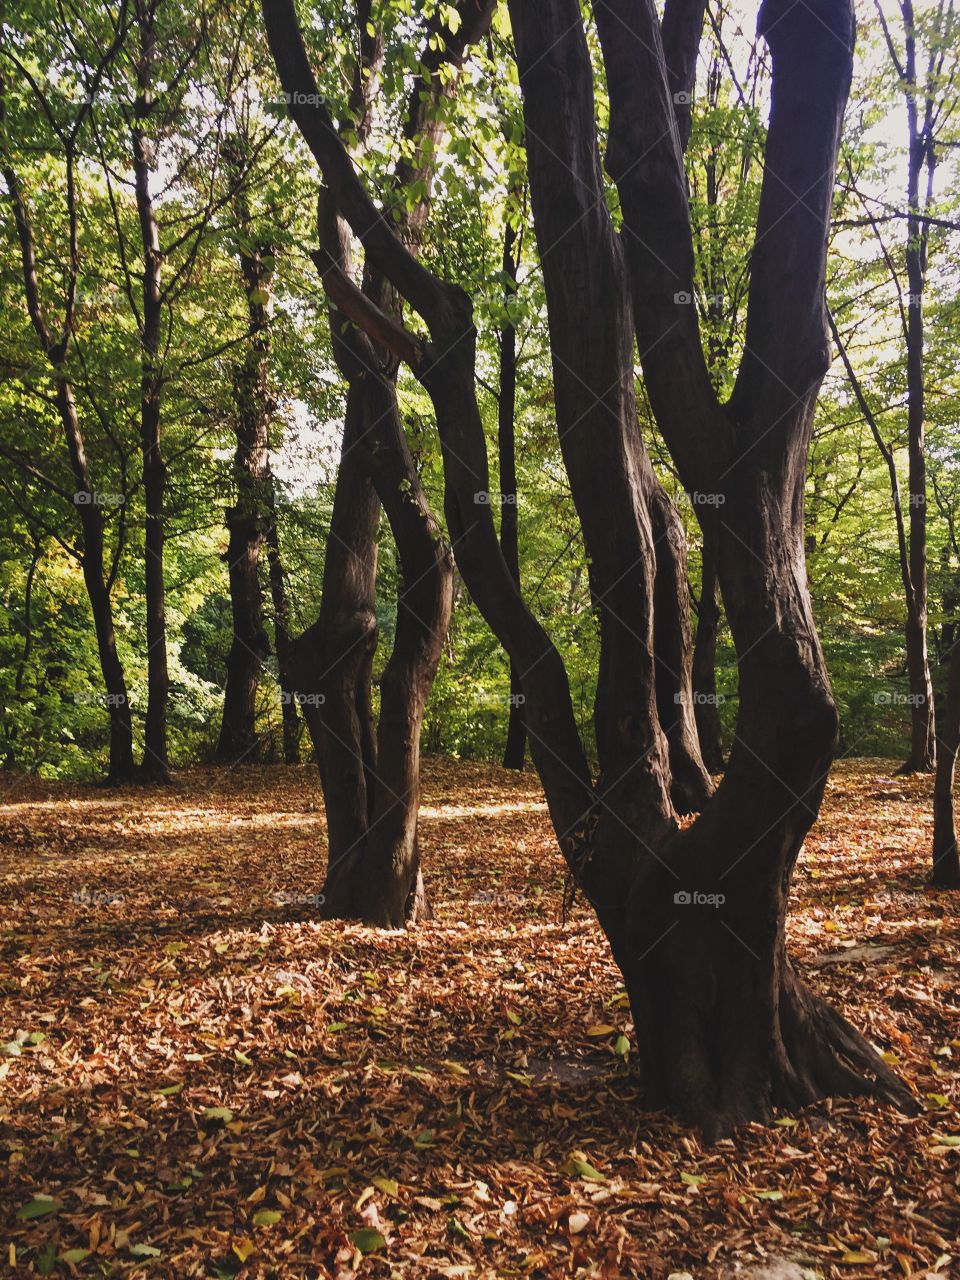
[262,0,916,1133]
[497,217,526,770]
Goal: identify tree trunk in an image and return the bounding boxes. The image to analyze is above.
[2,143,136,784]
[216,242,275,763]
[898,12,935,773]
[691,534,725,772]
[264,507,301,763]
[290,349,453,926]
[497,218,526,770]
[262,0,916,1133]
[132,15,170,782]
[59,379,138,783]
[931,632,960,886]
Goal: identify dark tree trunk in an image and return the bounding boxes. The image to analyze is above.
[896,9,936,773]
[282,0,489,924]
[263,0,915,1133]
[2,140,137,784]
[264,508,301,763]
[497,218,526,770]
[691,533,725,773]
[290,343,453,926]
[132,10,170,782]
[932,632,960,887]
[216,240,275,763]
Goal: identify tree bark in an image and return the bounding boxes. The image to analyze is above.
[132,4,170,782]
[497,217,526,770]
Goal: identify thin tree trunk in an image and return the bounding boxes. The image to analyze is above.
[498,217,526,770]
[1,141,136,782]
[132,7,170,781]
[216,239,274,762]
[264,509,301,763]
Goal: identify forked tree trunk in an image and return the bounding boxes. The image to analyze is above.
[263,0,915,1133]
[217,242,275,763]
[283,0,490,924]
[497,218,526,770]
[931,633,960,887]
[290,331,453,925]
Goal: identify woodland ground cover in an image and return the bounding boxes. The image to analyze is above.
[0,757,957,1278]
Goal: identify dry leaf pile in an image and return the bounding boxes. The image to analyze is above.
[0,758,957,1277]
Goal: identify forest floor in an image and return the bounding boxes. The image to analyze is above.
[0,758,957,1279]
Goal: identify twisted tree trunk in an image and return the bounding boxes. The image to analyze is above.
[263,0,917,1131]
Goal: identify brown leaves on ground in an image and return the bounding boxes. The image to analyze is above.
[0,758,957,1278]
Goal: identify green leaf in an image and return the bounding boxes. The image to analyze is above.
[16,1197,61,1219]
[757,1189,783,1200]
[350,1228,385,1253]
[203,1106,234,1124]
[414,1128,436,1147]
[566,1156,605,1182]
[253,1209,282,1227]
[130,1243,162,1258]
[154,1082,183,1096]
[372,1177,399,1197]
[326,1022,347,1033]
[61,1248,91,1263]
[36,1240,57,1275]
[614,1034,630,1057]
[448,1216,470,1239]
[680,1172,704,1187]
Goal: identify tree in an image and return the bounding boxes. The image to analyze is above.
[262,0,917,1133]
[0,17,137,782]
[284,0,496,925]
